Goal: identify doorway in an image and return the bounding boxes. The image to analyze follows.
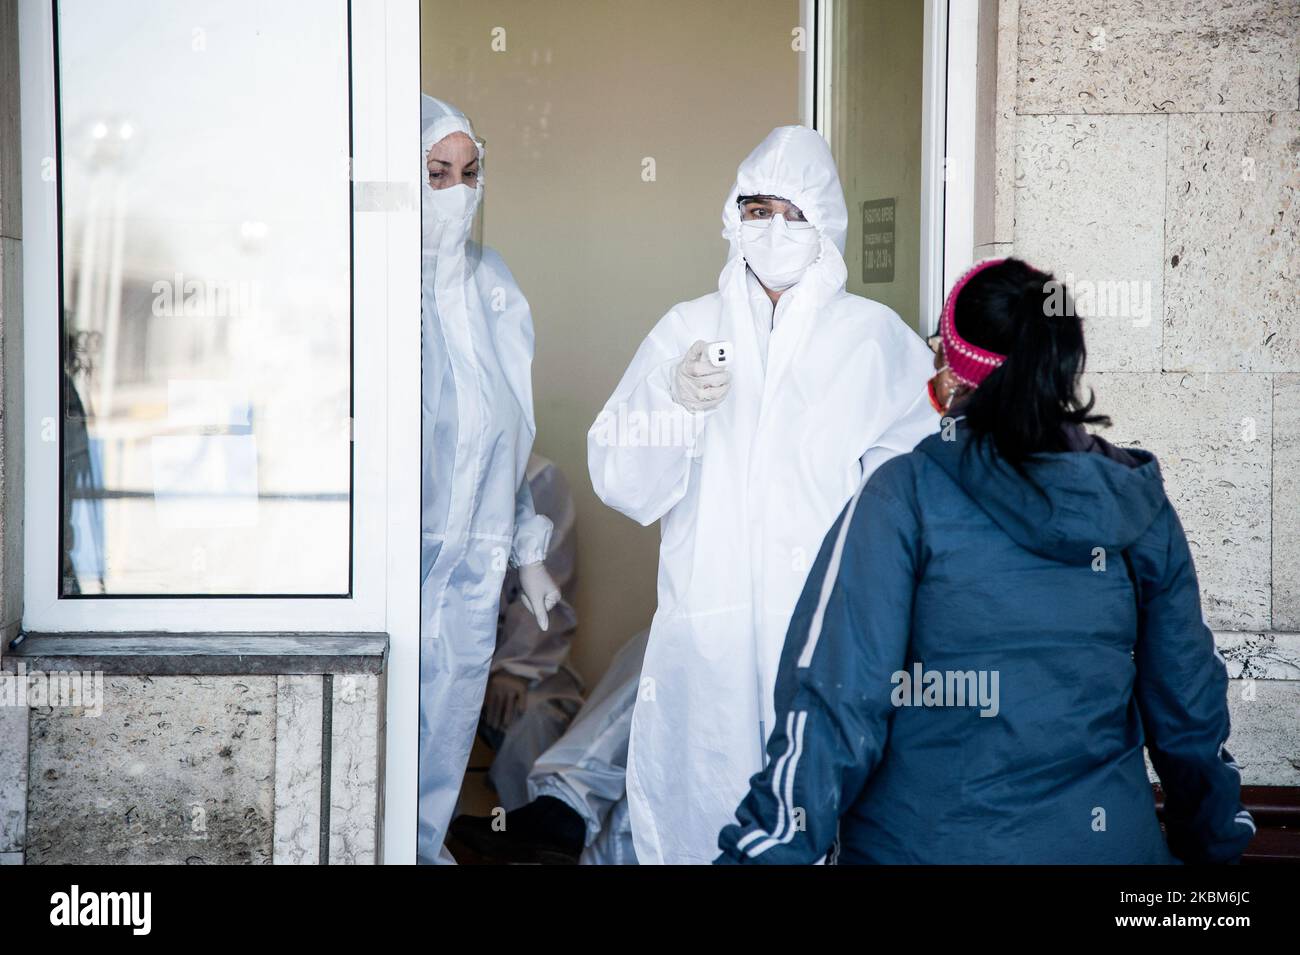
[418,0,978,848]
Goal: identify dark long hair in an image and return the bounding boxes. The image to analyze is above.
[954,258,1109,468]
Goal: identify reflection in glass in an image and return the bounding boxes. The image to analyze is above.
[830,0,925,332]
[56,0,352,595]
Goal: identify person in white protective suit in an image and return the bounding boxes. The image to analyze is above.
[449,627,649,865]
[419,94,561,865]
[478,454,585,810]
[587,125,939,864]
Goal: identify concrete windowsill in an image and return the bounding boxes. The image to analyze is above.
[0,632,388,675]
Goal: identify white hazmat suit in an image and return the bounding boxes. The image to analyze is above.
[587,125,938,864]
[485,454,585,810]
[528,627,650,865]
[419,95,554,864]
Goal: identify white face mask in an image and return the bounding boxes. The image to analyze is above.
[422,181,482,249]
[740,214,821,291]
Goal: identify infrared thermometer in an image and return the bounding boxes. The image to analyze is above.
[707,340,733,367]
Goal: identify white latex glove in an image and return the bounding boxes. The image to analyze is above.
[671,340,732,413]
[517,561,561,632]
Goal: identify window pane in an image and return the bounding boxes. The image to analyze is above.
[830,0,925,333]
[56,0,352,596]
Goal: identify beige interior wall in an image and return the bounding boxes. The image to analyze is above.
[421,0,801,685]
[830,0,925,332]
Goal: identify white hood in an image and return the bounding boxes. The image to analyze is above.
[719,125,849,299]
[420,94,484,270]
[421,94,479,159]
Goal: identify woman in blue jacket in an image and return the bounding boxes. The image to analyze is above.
[717,257,1255,865]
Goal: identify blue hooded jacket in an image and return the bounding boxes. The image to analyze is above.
[717,426,1255,864]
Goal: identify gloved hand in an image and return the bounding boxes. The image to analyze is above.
[518,560,561,632]
[671,340,732,413]
[482,672,529,733]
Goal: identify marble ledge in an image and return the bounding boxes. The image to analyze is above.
[1,632,388,676]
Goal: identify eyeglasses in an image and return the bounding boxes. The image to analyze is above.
[737,195,811,225]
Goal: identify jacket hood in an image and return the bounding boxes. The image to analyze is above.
[719,125,848,299]
[915,426,1168,564]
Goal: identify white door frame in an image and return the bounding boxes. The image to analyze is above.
[16,0,421,863]
[938,0,980,327]
[362,0,420,868]
[803,0,980,335]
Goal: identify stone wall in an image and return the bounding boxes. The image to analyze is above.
[982,0,1300,784]
[3,665,383,865]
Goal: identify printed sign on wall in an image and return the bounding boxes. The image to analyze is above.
[862,198,896,284]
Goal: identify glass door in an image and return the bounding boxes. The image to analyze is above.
[828,0,928,333]
[51,0,354,599]
[816,0,979,336]
[19,0,421,862]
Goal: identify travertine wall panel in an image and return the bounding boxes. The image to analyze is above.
[1017,0,1300,115]
[272,674,323,864]
[328,673,381,865]
[25,676,276,864]
[1015,115,1166,371]
[1274,374,1300,630]
[1087,371,1271,630]
[1164,112,1300,372]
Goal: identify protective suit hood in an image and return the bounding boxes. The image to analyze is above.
[721,125,849,298]
[421,94,484,261]
[421,94,480,160]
